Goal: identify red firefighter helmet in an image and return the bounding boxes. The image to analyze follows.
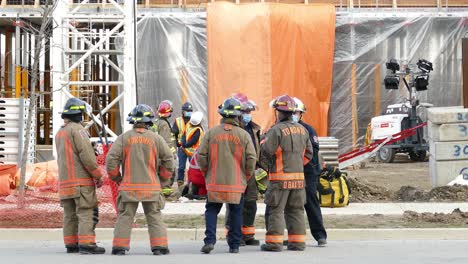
[270,95,296,112]
[158,101,173,117]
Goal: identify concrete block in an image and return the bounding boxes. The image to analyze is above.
[429,157,468,187]
[428,107,468,124]
[430,141,468,161]
[428,123,468,142]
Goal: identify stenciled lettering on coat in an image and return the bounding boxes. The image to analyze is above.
[281,126,306,137]
[127,136,153,146]
[213,134,240,144]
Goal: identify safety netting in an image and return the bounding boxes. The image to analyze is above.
[0,143,118,228]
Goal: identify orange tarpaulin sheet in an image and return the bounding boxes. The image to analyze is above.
[207,3,335,135]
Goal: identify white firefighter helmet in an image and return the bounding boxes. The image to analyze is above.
[293,97,306,113]
[190,111,203,126]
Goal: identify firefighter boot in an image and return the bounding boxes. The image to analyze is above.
[260,243,282,252]
[153,247,170,255]
[244,238,260,246]
[111,249,126,255]
[66,245,79,253]
[79,244,106,254]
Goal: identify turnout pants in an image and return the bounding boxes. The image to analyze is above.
[62,186,98,247]
[205,198,244,249]
[226,176,257,241]
[304,175,327,241]
[113,199,168,251]
[264,182,306,250]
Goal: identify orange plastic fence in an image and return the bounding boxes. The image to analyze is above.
[207,3,336,135]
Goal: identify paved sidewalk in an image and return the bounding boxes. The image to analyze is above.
[161,202,468,216]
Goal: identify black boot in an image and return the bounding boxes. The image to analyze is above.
[287,244,305,251]
[260,243,282,252]
[66,246,79,253]
[79,244,106,254]
[229,248,239,253]
[244,238,260,246]
[111,249,126,255]
[201,244,214,254]
[153,247,170,255]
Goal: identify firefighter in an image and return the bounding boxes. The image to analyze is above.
[260,95,313,252]
[172,102,193,193]
[106,104,174,256]
[198,97,257,254]
[55,98,105,254]
[293,97,327,247]
[226,99,262,246]
[153,100,178,197]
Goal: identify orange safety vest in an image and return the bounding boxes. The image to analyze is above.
[183,124,204,157]
[175,117,187,146]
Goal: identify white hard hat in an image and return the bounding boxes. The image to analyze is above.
[293,97,306,113]
[190,111,203,126]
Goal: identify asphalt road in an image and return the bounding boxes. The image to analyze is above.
[2,240,468,264]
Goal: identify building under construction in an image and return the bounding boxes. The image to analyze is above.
[0,0,467,164]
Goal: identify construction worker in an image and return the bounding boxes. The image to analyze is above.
[55,98,105,254]
[293,97,327,247]
[172,102,193,193]
[198,97,257,254]
[153,100,178,197]
[106,104,174,256]
[226,99,262,246]
[260,94,313,252]
[179,111,204,191]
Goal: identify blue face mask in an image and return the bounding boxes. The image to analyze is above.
[184,111,192,118]
[242,114,252,124]
[292,114,299,123]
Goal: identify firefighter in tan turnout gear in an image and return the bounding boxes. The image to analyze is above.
[55,98,105,254]
[198,97,257,254]
[153,100,178,197]
[106,104,175,256]
[260,95,314,252]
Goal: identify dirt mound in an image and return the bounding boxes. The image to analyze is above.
[347,177,393,202]
[395,185,468,202]
[403,208,468,225]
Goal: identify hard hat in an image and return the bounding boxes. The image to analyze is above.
[127,104,155,123]
[190,111,203,126]
[293,97,306,113]
[62,98,86,115]
[158,101,173,117]
[270,95,296,113]
[218,97,242,117]
[182,102,193,112]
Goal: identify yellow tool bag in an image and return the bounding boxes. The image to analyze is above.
[317,166,350,208]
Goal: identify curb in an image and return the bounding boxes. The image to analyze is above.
[2,228,468,241]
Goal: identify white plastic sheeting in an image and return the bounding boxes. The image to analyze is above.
[331,16,467,152]
[132,13,466,152]
[134,13,207,128]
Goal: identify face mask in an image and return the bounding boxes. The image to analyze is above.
[242,114,252,124]
[184,112,192,118]
[292,114,299,123]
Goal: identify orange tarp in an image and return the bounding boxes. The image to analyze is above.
[207,3,336,135]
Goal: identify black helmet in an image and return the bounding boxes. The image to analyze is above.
[218,97,242,117]
[62,98,86,115]
[181,102,193,112]
[126,104,155,123]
